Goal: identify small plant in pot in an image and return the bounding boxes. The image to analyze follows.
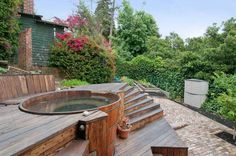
[117,117,132,139]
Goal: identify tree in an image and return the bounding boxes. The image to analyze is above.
[95,0,115,39]
[185,37,206,53]
[0,0,22,60]
[204,23,223,48]
[165,32,185,52]
[115,0,159,60]
[146,36,172,59]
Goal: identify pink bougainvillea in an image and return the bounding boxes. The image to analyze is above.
[56,32,72,41]
[66,15,87,30]
[66,36,88,52]
[53,15,87,32]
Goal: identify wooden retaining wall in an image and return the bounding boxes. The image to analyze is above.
[0,74,55,102]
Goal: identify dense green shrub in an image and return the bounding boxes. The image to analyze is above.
[50,33,115,84]
[0,67,7,74]
[120,76,135,86]
[116,55,184,99]
[61,79,89,87]
[0,0,22,60]
[202,73,236,115]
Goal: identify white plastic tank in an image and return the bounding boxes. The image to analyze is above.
[184,79,209,108]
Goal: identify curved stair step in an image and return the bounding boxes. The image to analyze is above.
[125,98,154,113]
[125,88,140,102]
[125,93,148,108]
[130,108,163,131]
[123,86,135,95]
[126,103,160,119]
[119,83,129,90]
[56,140,89,156]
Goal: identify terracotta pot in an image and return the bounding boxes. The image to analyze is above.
[117,125,131,139]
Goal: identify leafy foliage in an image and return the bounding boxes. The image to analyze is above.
[50,33,115,84]
[0,0,22,60]
[0,67,7,74]
[61,79,89,87]
[116,55,184,99]
[51,9,115,84]
[120,76,135,86]
[202,73,236,115]
[114,0,160,60]
[95,0,114,38]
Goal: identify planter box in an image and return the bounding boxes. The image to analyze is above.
[184,79,208,95]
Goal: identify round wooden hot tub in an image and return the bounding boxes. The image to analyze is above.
[19,90,122,155]
[19,90,120,115]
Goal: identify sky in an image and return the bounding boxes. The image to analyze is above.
[34,0,236,39]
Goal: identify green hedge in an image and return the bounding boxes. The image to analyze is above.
[116,55,184,99]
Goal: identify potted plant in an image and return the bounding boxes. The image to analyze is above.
[117,117,132,139]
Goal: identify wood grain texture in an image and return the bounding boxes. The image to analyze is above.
[0,75,55,102]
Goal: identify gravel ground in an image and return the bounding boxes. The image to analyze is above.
[152,97,236,156]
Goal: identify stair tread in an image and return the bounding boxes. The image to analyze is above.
[126,102,160,117]
[119,83,129,90]
[125,93,148,104]
[125,88,140,98]
[125,98,153,111]
[130,108,163,124]
[56,140,89,156]
[123,86,134,94]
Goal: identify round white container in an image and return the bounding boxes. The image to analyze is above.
[184,79,209,108]
[184,79,208,95]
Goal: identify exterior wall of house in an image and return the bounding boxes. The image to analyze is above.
[19,15,64,66]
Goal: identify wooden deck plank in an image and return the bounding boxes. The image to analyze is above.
[115,119,168,155]
[115,118,187,156]
[0,103,96,156]
[0,113,86,156]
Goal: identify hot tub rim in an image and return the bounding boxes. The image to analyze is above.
[18,90,121,115]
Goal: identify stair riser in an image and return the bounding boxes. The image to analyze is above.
[131,111,164,131]
[125,95,147,108]
[124,87,135,95]
[125,91,141,102]
[120,83,129,90]
[127,105,160,119]
[125,100,154,114]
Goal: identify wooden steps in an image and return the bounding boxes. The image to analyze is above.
[126,103,160,119]
[125,93,148,108]
[124,85,134,95]
[122,84,163,131]
[125,98,153,114]
[56,140,89,156]
[125,88,140,101]
[130,108,163,130]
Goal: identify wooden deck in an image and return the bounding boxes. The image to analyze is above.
[0,83,187,156]
[0,104,106,156]
[0,83,125,156]
[115,118,187,156]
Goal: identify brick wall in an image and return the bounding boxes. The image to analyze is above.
[23,0,34,14]
[18,28,32,70]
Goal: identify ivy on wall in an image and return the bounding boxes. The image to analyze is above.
[0,0,22,60]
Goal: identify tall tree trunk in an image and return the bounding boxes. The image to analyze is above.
[109,0,115,44]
